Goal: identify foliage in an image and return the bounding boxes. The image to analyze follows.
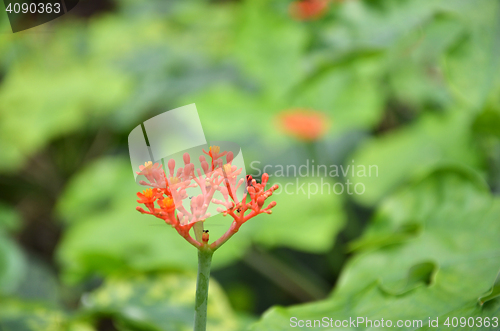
[1,0,500,329]
[251,168,500,329]
[82,273,246,331]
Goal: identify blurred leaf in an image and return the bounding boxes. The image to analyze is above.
[250,168,500,330]
[348,222,421,253]
[473,107,500,138]
[182,84,264,142]
[0,300,95,331]
[247,177,346,253]
[86,5,242,130]
[442,0,500,111]
[479,271,500,306]
[292,58,385,134]
[56,157,133,226]
[13,255,60,304]
[0,203,26,295]
[348,111,482,207]
[0,234,26,295]
[378,261,437,296]
[0,203,21,233]
[319,0,439,55]
[57,207,198,284]
[0,21,131,173]
[83,273,245,331]
[382,15,463,111]
[235,0,307,100]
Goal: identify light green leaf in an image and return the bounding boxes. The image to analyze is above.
[247,177,345,253]
[292,58,385,134]
[348,111,482,207]
[479,271,500,306]
[0,25,130,173]
[0,234,26,295]
[0,300,95,331]
[0,203,21,233]
[250,168,500,330]
[83,273,245,331]
[442,0,500,111]
[0,204,25,295]
[235,0,307,100]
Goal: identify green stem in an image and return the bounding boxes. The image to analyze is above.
[194,248,213,331]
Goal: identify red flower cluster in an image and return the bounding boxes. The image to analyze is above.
[135,147,278,250]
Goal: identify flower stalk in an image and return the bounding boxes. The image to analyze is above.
[194,248,213,331]
[134,146,278,331]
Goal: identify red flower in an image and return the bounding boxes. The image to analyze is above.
[278,108,330,141]
[136,188,161,212]
[158,197,175,213]
[137,188,157,203]
[135,147,278,251]
[289,0,330,21]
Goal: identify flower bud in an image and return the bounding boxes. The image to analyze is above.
[262,173,269,185]
[183,152,191,165]
[168,159,175,175]
[201,161,209,174]
[226,152,234,164]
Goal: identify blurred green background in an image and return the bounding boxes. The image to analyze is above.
[1,0,500,330]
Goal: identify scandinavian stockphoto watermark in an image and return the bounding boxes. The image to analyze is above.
[250,159,378,198]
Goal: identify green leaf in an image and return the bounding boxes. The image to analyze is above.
[181,84,266,141]
[0,203,21,233]
[479,271,500,306]
[56,157,134,226]
[247,177,346,253]
[0,234,26,295]
[292,58,385,134]
[13,255,60,304]
[83,273,245,331]
[235,0,307,100]
[473,107,500,138]
[0,24,130,173]
[442,0,500,111]
[250,167,500,330]
[0,300,95,331]
[56,206,201,284]
[348,111,483,207]
[0,204,26,296]
[378,261,437,296]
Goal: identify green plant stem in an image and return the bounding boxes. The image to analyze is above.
[194,248,213,331]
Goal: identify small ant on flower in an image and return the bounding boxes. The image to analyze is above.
[246,175,253,187]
